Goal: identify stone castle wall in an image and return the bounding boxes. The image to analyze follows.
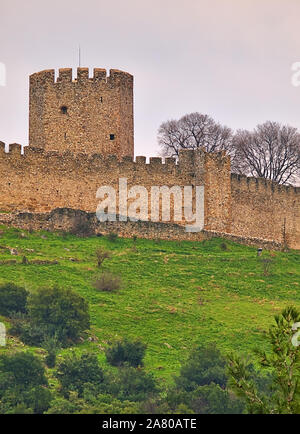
[0,143,299,249]
[29,68,134,159]
[231,174,300,249]
[0,144,230,230]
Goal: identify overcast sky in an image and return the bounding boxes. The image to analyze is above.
[1,0,300,157]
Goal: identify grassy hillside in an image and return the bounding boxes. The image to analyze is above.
[0,225,299,385]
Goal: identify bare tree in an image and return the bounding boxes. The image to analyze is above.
[232,121,300,185]
[95,247,111,268]
[157,112,233,157]
[158,114,300,185]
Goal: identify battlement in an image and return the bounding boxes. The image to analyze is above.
[231,172,300,194]
[1,142,297,197]
[29,67,133,87]
[0,142,233,172]
[0,142,187,175]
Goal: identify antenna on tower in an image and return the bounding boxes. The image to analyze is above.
[78,45,81,67]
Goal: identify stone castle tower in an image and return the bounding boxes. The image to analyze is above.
[29,67,134,158]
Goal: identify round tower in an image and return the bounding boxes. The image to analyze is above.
[29,67,134,159]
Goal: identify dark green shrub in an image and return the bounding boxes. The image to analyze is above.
[10,316,49,346]
[0,352,48,392]
[43,336,60,368]
[6,404,34,414]
[27,286,90,345]
[105,338,147,367]
[0,283,28,317]
[45,352,56,369]
[166,383,244,414]
[45,396,81,414]
[175,343,227,391]
[0,352,52,414]
[109,367,158,402]
[55,353,104,398]
[46,392,139,414]
[21,386,52,414]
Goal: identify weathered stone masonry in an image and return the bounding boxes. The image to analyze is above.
[29,68,134,159]
[0,144,230,231]
[0,208,284,251]
[0,67,299,249]
[0,143,299,249]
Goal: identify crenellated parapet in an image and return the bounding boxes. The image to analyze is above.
[0,142,185,175]
[29,67,133,88]
[0,143,235,181]
[231,173,300,195]
[1,142,297,196]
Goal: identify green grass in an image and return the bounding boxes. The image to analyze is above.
[0,225,299,384]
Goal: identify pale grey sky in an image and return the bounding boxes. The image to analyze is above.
[1,0,300,157]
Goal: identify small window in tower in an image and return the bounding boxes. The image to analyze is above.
[100,97,103,103]
[110,134,115,140]
[61,106,68,114]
